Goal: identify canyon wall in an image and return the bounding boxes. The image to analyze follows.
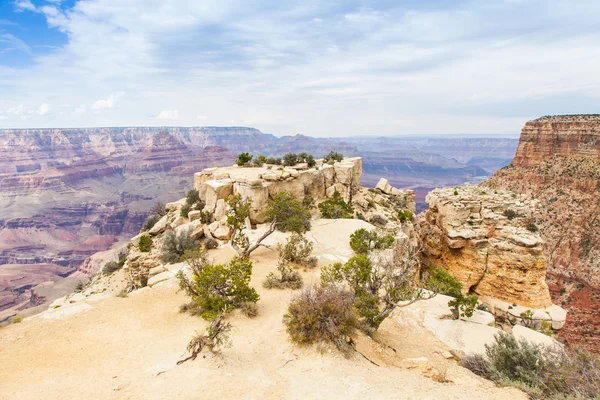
[483,115,600,351]
[417,186,552,309]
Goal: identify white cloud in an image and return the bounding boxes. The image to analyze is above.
[197,115,207,120]
[156,109,179,120]
[13,0,36,12]
[0,115,7,120]
[37,103,50,115]
[3,1,600,134]
[7,104,26,116]
[91,93,123,110]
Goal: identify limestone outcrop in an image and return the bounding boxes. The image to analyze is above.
[194,158,363,224]
[417,185,552,309]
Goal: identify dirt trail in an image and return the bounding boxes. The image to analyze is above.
[0,225,525,400]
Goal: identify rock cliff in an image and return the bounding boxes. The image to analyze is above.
[418,186,552,309]
[483,115,600,351]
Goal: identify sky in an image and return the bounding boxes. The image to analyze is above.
[0,0,599,137]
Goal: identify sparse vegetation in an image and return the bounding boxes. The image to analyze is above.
[349,228,394,255]
[284,284,358,350]
[526,222,538,232]
[278,233,317,268]
[138,234,152,252]
[141,215,159,232]
[323,151,344,164]
[161,228,197,263]
[182,256,259,320]
[461,333,600,399]
[149,201,166,217]
[426,268,477,320]
[200,210,213,224]
[263,260,303,290]
[227,191,311,258]
[318,190,353,219]
[253,155,267,167]
[282,153,298,166]
[177,313,233,364]
[265,157,282,165]
[11,315,23,324]
[397,209,414,223]
[236,152,253,166]
[102,250,128,275]
[503,209,517,220]
[369,214,387,226]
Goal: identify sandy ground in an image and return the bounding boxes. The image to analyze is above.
[0,220,525,400]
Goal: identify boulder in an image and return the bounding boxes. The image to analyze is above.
[147,271,173,287]
[148,265,167,277]
[204,179,233,212]
[188,210,201,221]
[165,199,186,212]
[375,178,393,194]
[170,216,187,229]
[326,183,346,198]
[209,221,231,240]
[234,182,269,224]
[148,215,168,236]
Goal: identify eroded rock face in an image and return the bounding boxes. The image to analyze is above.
[417,186,552,308]
[482,115,600,352]
[194,157,363,224]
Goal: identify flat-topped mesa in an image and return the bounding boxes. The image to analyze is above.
[417,185,555,310]
[513,115,600,167]
[193,158,362,224]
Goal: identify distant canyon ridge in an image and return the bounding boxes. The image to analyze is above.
[0,126,517,315]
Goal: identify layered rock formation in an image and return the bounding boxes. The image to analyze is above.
[418,186,552,309]
[194,158,363,224]
[483,115,600,351]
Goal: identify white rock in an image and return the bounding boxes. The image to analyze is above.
[147,271,173,287]
[149,215,168,236]
[375,178,393,194]
[188,210,201,221]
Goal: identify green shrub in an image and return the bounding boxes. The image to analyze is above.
[180,203,191,218]
[266,191,311,233]
[282,153,298,166]
[318,191,353,219]
[263,260,303,290]
[296,152,316,167]
[448,294,478,320]
[161,228,197,263]
[426,268,463,297]
[526,222,538,232]
[503,209,517,220]
[349,228,394,255]
[200,211,213,224]
[236,152,252,166]
[186,189,201,206]
[265,157,281,165]
[141,215,159,232]
[397,209,414,223]
[323,151,344,163]
[138,234,152,252]
[278,233,317,268]
[103,261,121,275]
[190,257,260,320]
[283,284,358,350]
[253,155,267,167]
[11,315,23,324]
[453,189,458,195]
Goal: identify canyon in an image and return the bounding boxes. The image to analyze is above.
[0,127,516,316]
[484,115,600,352]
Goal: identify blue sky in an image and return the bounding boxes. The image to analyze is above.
[0,0,599,136]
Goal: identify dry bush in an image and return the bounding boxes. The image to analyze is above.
[283,284,358,350]
[278,233,317,268]
[161,228,197,263]
[239,301,258,318]
[177,314,232,364]
[461,333,600,399]
[263,261,303,290]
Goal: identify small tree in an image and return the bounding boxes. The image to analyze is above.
[448,294,478,319]
[237,152,252,166]
[138,234,152,252]
[426,268,477,320]
[141,215,159,232]
[282,153,298,167]
[323,151,344,163]
[150,201,166,217]
[278,233,317,268]
[191,257,260,320]
[349,228,395,255]
[318,190,353,219]
[227,191,311,258]
[504,209,517,220]
[397,209,414,223]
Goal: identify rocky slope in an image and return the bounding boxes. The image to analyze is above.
[483,115,600,351]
